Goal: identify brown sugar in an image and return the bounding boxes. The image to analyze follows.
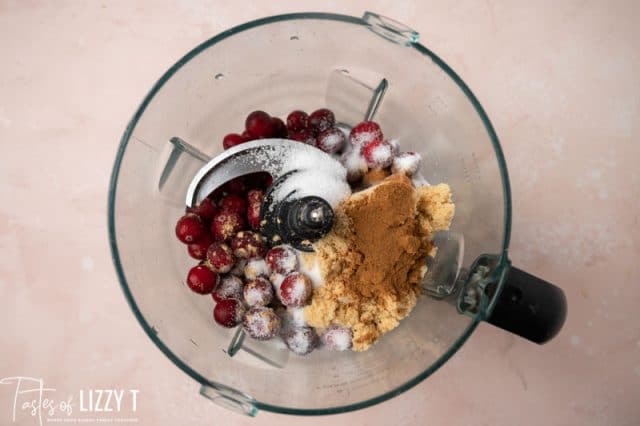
[304,175,454,351]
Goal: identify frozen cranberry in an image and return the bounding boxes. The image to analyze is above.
[244,258,270,280]
[321,326,353,351]
[221,177,247,196]
[222,133,245,150]
[243,307,281,340]
[186,265,218,294]
[247,189,264,204]
[289,129,315,145]
[193,198,217,222]
[206,242,236,273]
[245,110,274,139]
[212,274,243,302]
[286,110,308,132]
[349,121,383,147]
[211,211,245,242]
[187,233,214,260]
[271,117,288,138]
[340,148,368,183]
[316,127,346,154]
[265,245,298,274]
[214,299,245,328]
[278,272,312,307]
[243,277,274,307]
[175,213,206,244]
[362,139,393,169]
[391,152,422,176]
[283,326,319,355]
[308,108,335,134]
[219,194,247,215]
[231,231,266,259]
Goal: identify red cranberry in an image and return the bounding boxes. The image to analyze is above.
[243,277,274,307]
[211,211,246,242]
[265,245,298,274]
[243,307,281,340]
[175,213,206,244]
[206,242,236,273]
[193,198,217,222]
[222,133,245,150]
[289,129,315,145]
[321,326,353,351]
[219,193,247,215]
[244,172,271,190]
[231,231,266,259]
[316,127,346,154]
[244,258,270,280]
[212,274,243,302]
[221,176,247,195]
[391,152,422,176]
[283,326,319,355]
[271,117,288,138]
[186,265,218,294]
[286,110,308,132]
[214,299,245,328]
[362,139,393,169]
[278,272,312,307]
[245,110,274,139]
[246,189,264,231]
[187,233,214,260]
[241,130,253,141]
[349,121,383,147]
[308,108,335,134]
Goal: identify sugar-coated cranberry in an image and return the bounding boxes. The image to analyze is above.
[278,272,312,307]
[243,307,281,340]
[231,231,266,259]
[206,242,236,273]
[211,211,246,242]
[316,127,346,154]
[219,194,247,215]
[308,108,335,134]
[245,110,274,139]
[186,265,218,294]
[362,139,393,169]
[187,233,214,260]
[212,274,244,302]
[349,121,383,147]
[340,148,369,183]
[265,245,298,274]
[175,213,206,244]
[391,152,422,176]
[246,189,264,231]
[271,117,288,138]
[222,133,245,150]
[244,258,270,280]
[289,129,315,145]
[321,326,353,351]
[286,110,308,132]
[214,299,245,328]
[243,277,274,307]
[283,326,319,355]
[193,198,217,222]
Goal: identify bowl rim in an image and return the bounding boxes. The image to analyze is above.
[108,11,512,416]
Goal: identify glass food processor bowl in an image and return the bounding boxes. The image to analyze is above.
[108,12,566,416]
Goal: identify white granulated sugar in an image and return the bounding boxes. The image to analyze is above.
[322,327,352,351]
[388,139,400,155]
[319,132,344,152]
[297,251,324,288]
[370,143,392,166]
[275,246,298,272]
[244,258,269,280]
[391,152,422,176]
[290,278,307,299]
[288,307,307,327]
[340,147,368,182]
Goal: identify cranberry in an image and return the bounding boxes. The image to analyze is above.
[391,152,422,176]
[243,277,274,307]
[247,189,264,204]
[175,213,206,244]
[222,133,245,150]
[187,233,214,260]
[308,108,335,134]
[211,211,246,242]
[231,231,266,259]
[219,194,247,216]
[193,198,217,222]
[362,139,393,169]
[316,127,346,154]
[214,299,245,328]
[321,326,353,351]
[289,129,315,145]
[206,242,236,273]
[246,189,264,231]
[230,259,247,277]
[243,307,281,340]
[349,121,383,147]
[244,258,270,280]
[212,274,243,302]
[221,176,247,196]
[278,272,312,307]
[245,110,274,139]
[241,130,253,141]
[271,117,288,138]
[185,265,218,295]
[244,172,271,190]
[265,245,298,274]
[283,326,319,355]
[286,110,308,132]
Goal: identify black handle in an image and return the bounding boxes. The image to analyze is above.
[485,267,567,344]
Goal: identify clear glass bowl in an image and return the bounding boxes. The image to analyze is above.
[108,12,511,416]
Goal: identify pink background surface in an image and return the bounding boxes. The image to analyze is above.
[1,1,639,425]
